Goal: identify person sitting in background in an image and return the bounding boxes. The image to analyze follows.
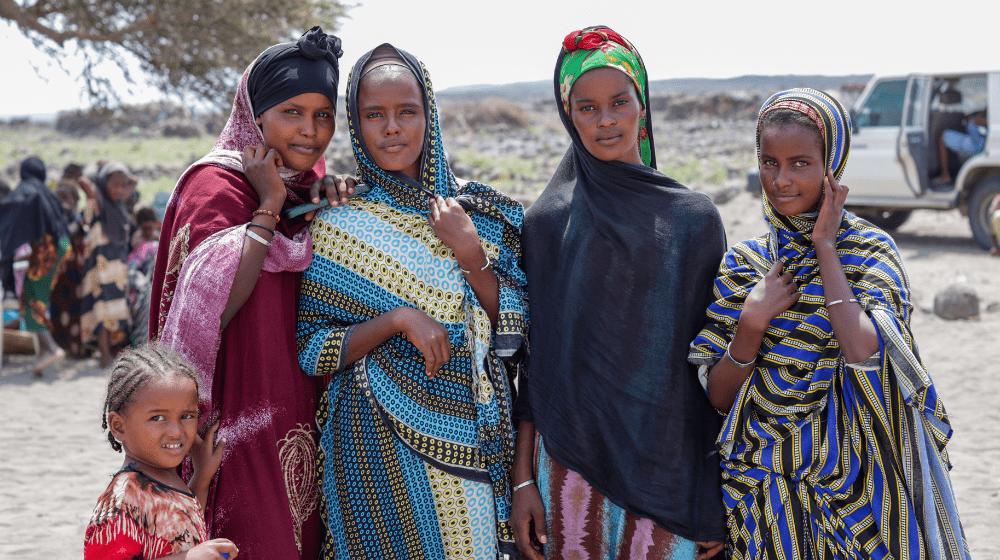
[936,109,987,185]
[0,157,70,376]
[127,207,160,345]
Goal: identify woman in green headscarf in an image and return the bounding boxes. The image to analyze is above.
[512,27,727,560]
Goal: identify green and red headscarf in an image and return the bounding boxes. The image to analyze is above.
[558,27,652,165]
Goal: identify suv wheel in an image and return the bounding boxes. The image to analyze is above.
[968,177,1000,250]
[862,209,912,231]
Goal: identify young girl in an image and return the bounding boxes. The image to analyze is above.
[689,88,971,559]
[86,342,238,559]
[296,44,527,559]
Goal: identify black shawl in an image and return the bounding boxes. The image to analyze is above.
[515,40,728,542]
[0,157,68,291]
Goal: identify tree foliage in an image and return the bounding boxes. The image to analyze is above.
[0,0,350,108]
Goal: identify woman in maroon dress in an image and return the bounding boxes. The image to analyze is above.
[149,27,350,559]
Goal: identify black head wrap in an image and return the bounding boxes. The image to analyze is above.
[516,25,728,541]
[247,26,343,117]
[0,156,68,292]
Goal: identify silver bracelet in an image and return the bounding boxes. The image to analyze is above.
[245,226,271,248]
[459,254,491,274]
[512,479,535,492]
[725,342,755,368]
[826,298,858,307]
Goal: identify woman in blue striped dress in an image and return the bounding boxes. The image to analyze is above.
[689,88,971,560]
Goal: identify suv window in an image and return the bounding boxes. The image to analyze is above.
[856,79,907,127]
[931,75,987,112]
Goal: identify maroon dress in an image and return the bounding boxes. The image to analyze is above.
[150,163,326,560]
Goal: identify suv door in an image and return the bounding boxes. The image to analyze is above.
[842,78,915,198]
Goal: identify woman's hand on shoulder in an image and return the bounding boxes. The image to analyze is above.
[304,174,358,221]
[813,169,848,252]
[177,538,238,559]
[389,307,450,378]
[512,483,548,560]
[242,145,286,209]
[428,195,482,261]
[741,260,799,333]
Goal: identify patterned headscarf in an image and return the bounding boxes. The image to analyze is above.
[756,88,851,181]
[558,27,652,166]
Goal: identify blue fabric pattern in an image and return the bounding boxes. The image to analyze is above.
[297,44,526,560]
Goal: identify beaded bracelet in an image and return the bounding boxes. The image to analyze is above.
[827,298,858,307]
[253,208,280,223]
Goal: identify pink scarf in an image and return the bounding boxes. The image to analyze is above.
[157,57,320,412]
[160,224,312,411]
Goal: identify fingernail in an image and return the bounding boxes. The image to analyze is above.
[540,535,547,544]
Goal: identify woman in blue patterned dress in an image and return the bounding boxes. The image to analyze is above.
[296,44,527,560]
[689,89,971,560]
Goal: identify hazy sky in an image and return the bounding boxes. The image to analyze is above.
[1,0,993,116]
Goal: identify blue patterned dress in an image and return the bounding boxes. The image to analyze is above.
[296,45,527,560]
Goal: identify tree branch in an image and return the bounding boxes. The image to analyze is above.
[0,0,156,46]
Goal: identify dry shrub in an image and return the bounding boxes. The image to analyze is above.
[440,97,531,132]
[55,102,202,137]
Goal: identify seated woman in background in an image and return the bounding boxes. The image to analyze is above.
[0,156,70,375]
[512,27,727,560]
[689,88,971,559]
[151,27,351,559]
[296,44,527,559]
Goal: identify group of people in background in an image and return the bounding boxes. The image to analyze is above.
[0,23,972,560]
[0,157,165,373]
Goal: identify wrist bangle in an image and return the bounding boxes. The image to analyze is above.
[513,479,535,492]
[247,222,275,235]
[726,341,756,368]
[253,208,280,223]
[245,226,271,247]
[459,253,491,274]
[826,298,858,307]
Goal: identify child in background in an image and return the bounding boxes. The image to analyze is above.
[85,342,238,560]
[131,207,161,248]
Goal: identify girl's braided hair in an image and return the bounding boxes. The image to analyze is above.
[101,341,200,452]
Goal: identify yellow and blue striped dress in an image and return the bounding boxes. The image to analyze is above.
[689,204,970,560]
[296,45,527,560]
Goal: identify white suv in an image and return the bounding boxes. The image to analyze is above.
[749,72,1000,250]
[841,71,1000,249]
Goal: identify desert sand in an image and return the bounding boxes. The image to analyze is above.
[1,195,998,559]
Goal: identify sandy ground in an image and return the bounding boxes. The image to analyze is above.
[1,196,998,559]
